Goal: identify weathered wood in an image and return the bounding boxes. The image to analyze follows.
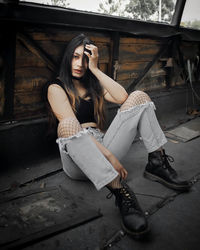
[120,37,162,45]
[14,90,45,119]
[117,62,149,81]
[119,43,161,63]
[109,32,119,80]
[0,18,199,123]
[17,32,57,72]
[16,40,47,68]
[29,29,111,43]
[117,62,165,81]
[0,56,5,116]
[118,72,166,92]
[126,41,171,92]
[15,67,52,90]
[180,42,199,60]
[2,26,16,120]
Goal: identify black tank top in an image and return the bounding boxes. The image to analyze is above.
[51,78,96,124]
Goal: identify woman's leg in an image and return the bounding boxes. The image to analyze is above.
[57,117,149,237]
[103,90,190,191]
[103,90,166,159]
[57,117,119,191]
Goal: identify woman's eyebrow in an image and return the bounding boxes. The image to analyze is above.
[74,52,81,56]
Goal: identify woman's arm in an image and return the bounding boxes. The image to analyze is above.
[84,44,128,104]
[47,84,76,121]
[90,136,128,180]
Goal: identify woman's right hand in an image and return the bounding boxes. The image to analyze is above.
[107,154,128,180]
[84,44,99,72]
[90,136,128,180]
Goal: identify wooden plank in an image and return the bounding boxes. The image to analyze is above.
[2,26,16,120]
[0,80,5,117]
[118,75,166,92]
[119,43,161,63]
[110,32,120,79]
[29,29,111,43]
[180,42,199,60]
[0,79,5,116]
[117,62,149,81]
[17,33,56,72]
[117,62,165,80]
[99,63,108,74]
[120,37,162,45]
[16,40,47,68]
[15,67,52,91]
[13,90,44,109]
[137,74,166,91]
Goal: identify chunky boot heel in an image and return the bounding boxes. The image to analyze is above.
[144,169,160,182]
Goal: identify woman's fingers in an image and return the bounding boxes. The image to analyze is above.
[84,50,91,58]
[85,44,98,57]
[121,168,128,180]
[107,154,127,180]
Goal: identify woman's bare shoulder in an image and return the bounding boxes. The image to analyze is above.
[48,83,64,91]
[48,83,67,97]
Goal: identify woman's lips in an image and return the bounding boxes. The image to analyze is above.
[74,69,82,74]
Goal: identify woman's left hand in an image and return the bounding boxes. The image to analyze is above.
[84,44,99,72]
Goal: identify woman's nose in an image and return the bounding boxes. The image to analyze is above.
[77,57,83,67]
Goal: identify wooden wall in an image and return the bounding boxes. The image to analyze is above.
[13,28,112,120]
[0,24,199,123]
[117,37,166,90]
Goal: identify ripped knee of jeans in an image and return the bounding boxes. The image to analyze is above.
[57,117,82,138]
[120,90,151,112]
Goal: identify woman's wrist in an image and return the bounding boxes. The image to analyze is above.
[89,66,100,76]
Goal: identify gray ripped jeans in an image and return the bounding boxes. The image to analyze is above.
[57,101,167,190]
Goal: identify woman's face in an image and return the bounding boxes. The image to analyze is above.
[71,45,88,79]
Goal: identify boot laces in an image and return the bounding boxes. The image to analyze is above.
[162,152,176,174]
[119,185,138,209]
[164,154,174,163]
[107,183,140,211]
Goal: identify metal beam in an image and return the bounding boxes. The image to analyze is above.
[171,0,187,27]
[0,2,176,39]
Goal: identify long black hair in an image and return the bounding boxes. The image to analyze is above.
[58,33,106,130]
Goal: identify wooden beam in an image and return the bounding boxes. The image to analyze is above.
[3,24,16,120]
[17,32,57,72]
[126,39,172,92]
[111,32,120,80]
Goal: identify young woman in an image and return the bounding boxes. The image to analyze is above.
[46,34,191,238]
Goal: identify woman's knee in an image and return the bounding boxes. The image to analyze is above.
[120,90,151,111]
[57,117,82,138]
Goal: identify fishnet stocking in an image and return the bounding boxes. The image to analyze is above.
[108,175,122,189]
[120,90,151,112]
[57,117,82,138]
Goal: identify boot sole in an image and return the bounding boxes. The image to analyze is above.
[121,221,150,239]
[144,171,191,191]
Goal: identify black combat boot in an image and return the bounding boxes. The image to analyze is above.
[144,150,191,191]
[107,182,149,238]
